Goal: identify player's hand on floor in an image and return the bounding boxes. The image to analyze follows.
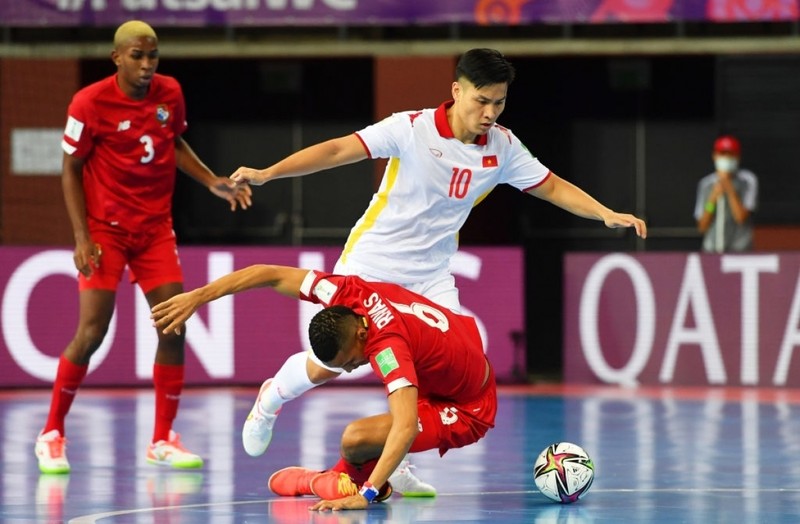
[310,495,368,511]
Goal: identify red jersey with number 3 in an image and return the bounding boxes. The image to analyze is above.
[61,73,188,233]
[299,270,487,402]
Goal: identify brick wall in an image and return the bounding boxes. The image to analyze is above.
[0,58,77,245]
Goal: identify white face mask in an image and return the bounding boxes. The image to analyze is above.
[715,156,739,173]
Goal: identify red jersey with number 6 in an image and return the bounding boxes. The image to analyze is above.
[299,270,487,402]
[61,73,188,233]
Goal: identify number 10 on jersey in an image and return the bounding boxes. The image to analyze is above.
[449,168,472,199]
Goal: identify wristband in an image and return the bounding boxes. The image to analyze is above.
[705,201,716,213]
[359,482,380,503]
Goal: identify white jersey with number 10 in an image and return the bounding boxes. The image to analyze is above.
[341,101,550,283]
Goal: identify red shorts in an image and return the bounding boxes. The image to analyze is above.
[409,362,497,456]
[78,218,183,294]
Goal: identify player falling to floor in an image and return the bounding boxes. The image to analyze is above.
[151,263,497,510]
[34,20,252,475]
[226,48,647,494]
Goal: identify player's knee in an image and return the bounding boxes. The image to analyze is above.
[157,330,185,353]
[73,323,109,356]
[339,423,370,460]
[340,422,359,449]
[161,328,185,343]
[65,338,101,364]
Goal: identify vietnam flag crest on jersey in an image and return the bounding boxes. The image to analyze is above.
[482,155,498,168]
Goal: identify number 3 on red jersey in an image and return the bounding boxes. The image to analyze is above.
[139,135,155,163]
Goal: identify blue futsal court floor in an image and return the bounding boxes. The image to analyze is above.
[3,384,800,523]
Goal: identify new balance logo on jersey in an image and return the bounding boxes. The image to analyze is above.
[117,120,131,131]
[363,292,394,329]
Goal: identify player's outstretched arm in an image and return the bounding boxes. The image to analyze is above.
[365,386,419,493]
[174,136,252,211]
[527,173,648,239]
[151,264,308,335]
[229,134,368,187]
[310,386,419,512]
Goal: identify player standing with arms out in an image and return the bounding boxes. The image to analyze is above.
[229,48,647,494]
[34,20,252,474]
[150,263,496,509]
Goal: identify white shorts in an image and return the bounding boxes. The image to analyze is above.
[333,258,461,313]
[309,260,462,372]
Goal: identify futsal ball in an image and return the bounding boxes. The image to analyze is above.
[533,442,595,503]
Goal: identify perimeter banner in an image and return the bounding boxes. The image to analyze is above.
[0,246,524,387]
[1,0,797,27]
[564,252,800,387]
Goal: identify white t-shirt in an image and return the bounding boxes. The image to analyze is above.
[338,101,551,283]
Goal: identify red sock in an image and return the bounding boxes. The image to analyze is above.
[152,363,184,443]
[330,457,379,487]
[43,355,88,436]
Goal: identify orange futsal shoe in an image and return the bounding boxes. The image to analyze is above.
[309,471,359,500]
[268,466,319,497]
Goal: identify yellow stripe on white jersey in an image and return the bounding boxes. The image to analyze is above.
[341,156,401,264]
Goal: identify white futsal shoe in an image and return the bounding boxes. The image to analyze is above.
[388,459,437,497]
[242,379,280,457]
[35,429,70,475]
[146,430,204,469]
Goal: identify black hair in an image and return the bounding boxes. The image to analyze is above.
[308,305,360,364]
[455,48,516,89]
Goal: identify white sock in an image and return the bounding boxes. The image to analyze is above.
[259,352,316,414]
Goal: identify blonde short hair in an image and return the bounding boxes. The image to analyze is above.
[113,20,157,48]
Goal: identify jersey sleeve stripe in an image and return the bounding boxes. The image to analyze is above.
[61,140,77,155]
[386,377,414,394]
[353,132,373,159]
[522,170,553,192]
[299,270,317,299]
[340,156,401,263]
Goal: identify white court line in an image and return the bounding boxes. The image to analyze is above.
[68,499,269,524]
[69,488,800,523]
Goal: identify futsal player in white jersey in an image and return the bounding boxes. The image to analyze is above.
[229,48,647,495]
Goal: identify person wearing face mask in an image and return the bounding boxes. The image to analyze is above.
[694,135,759,252]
